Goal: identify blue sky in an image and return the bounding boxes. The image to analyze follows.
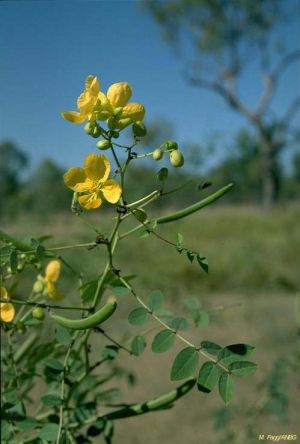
[1,0,299,171]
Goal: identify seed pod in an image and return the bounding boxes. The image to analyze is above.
[96,139,111,151]
[170,150,184,167]
[32,307,45,320]
[51,299,117,330]
[165,140,178,151]
[132,121,147,137]
[152,148,164,161]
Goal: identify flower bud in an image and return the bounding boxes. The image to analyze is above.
[113,107,123,117]
[16,321,26,334]
[96,139,111,150]
[32,307,45,321]
[115,118,132,130]
[33,280,44,293]
[84,122,94,135]
[91,124,102,138]
[111,130,119,139]
[165,140,178,151]
[157,167,168,182]
[132,121,147,137]
[107,117,116,130]
[152,148,164,161]
[170,150,184,167]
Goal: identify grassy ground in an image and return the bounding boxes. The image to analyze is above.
[2,204,300,443]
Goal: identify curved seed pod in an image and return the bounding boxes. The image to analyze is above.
[157,183,234,224]
[51,299,117,330]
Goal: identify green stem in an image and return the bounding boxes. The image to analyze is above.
[126,190,160,209]
[4,299,90,311]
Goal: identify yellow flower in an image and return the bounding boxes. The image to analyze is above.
[63,154,122,210]
[100,81,146,128]
[43,260,64,300]
[61,75,107,124]
[0,286,15,323]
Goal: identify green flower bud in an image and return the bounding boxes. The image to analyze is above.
[170,150,184,167]
[107,117,116,130]
[33,280,44,293]
[91,124,102,138]
[152,148,164,161]
[165,140,178,151]
[84,122,94,135]
[113,107,123,117]
[96,139,111,151]
[116,118,132,130]
[134,208,147,223]
[157,167,168,182]
[132,121,147,137]
[16,321,26,334]
[111,130,120,139]
[32,307,45,321]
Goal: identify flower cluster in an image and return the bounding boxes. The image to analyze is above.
[61,75,145,130]
[0,286,15,323]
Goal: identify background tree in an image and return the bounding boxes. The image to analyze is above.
[0,140,29,218]
[146,0,300,208]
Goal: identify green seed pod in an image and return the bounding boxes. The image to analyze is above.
[33,280,44,293]
[132,121,147,137]
[165,140,178,151]
[134,208,147,223]
[32,307,45,321]
[170,150,184,168]
[51,298,117,330]
[152,148,164,161]
[96,139,111,151]
[107,117,116,130]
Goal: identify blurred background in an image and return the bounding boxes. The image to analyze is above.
[1,0,300,443]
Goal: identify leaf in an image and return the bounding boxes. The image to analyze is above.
[131,335,146,356]
[197,255,209,273]
[197,361,220,393]
[148,290,164,311]
[184,297,201,311]
[186,251,195,263]
[157,167,168,182]
[81,280,98,303]
[154,307,174,318]
[170,347,199,381]
[55,325,72,346]
[176,245,183,253]
[151,330,176,353]
[38,423,60,441]
[9,250,18,273]
[134,209,147,223]
[200,341,222,356]
[102,345,119,360]
[44,358,64,372]
[111,286,130,296]
[194,310,210,327]
[140,231,150,239]
[41,391,61,406]
[229,361,257,376]
[36,244,45,261]
[169,317,189,331]
[218,344,256,363]
[128,307,149,325]
[219,373,234,404]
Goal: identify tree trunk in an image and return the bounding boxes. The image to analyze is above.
[260,135,279,210]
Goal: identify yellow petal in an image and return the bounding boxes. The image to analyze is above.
[77,91,95,115]
[73,178,93,193]
[84,154,110,182]
[61,111,86,123]
[101,179,122,204]
[107,82,132,107]
[63,167,87,191]
[0,303,15,323]
[1,286,8,300]
[78,193,102,210]
[85,75,100,96]
[45,260,61,282]
[47,282,64,301]
[122,103,145,121]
